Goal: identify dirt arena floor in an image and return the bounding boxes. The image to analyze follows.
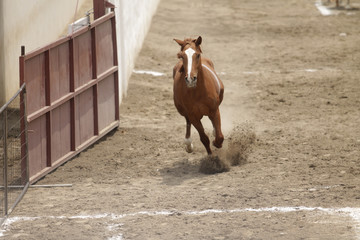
[2,0,360,239]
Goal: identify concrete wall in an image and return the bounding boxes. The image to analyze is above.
[113,0,160,101]
[0,1,5,105]
[0,0,90,105]
[0,0,160,105]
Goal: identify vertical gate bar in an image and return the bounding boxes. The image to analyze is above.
[46,112,51,167]
[91,28,97,80]
[111,15,118,66]
[70,98,76,150]
[45,50,51,106]
[20,89,27,183]
[19,46,27,183]
[93,0,105,20]
[23,89,29,182]
[69,39,76,151]
[114,71,119,121]
[69,39,75,92]
[8,86,30,216]
[3,109,8,216]
[45,50,51,166]
[93,86,99,135]
[111,14,120,120]
[20,46,25,86]
[91,27,99,135]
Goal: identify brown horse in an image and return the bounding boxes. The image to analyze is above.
[173,36,224,155]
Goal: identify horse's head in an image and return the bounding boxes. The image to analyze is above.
[174,36,202,88]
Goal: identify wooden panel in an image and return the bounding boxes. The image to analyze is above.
[51,102,71,163]
[73,31,93,89]
[25,54,46,114]
[96,20,114,75]
[50,42,70,103]
[27,115,47,177]
[21,13,119,183]
[98,74,115,131]
[75,88,94,147]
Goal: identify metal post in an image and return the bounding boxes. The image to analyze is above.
[23,89,29,182]
[20,46,28,184]
[3,109,8,216]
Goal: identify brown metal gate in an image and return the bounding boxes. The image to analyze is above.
[19,12,119,183]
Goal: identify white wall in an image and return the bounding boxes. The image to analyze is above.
[113,0,160,102]
[0,0,91,105]
[0,0,5,105]
[0,0,160,105]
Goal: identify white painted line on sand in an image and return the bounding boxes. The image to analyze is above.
[240,68,341,75]
[2,207,360,239]
[314,0,358,16]
[315,0,334,16]
[133,70,165,76]
[243,71,260,75]
[304,68,318,72]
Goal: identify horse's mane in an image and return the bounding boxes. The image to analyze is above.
[180,38,202,52]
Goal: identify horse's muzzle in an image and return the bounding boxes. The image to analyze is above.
[185,76,197,88]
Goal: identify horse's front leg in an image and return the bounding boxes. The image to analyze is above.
[191,118,212,155]
[209,109,224,149]
[184,117,193,153]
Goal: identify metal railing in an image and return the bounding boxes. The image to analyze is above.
[0,83,29,225]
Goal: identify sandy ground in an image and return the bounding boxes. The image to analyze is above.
[2,0,360,239]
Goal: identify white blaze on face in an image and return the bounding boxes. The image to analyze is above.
[185,48,196,78]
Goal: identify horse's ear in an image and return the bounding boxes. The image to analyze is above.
[174,39,185,47]
[195,36,202,46]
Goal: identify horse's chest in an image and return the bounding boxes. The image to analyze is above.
[174,82,218,117]
[181,98,211,116]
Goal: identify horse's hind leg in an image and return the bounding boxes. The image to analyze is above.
[184,117,193,153]
[209,109,224,149]
[191,118,212,155]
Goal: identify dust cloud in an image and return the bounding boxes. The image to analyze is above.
[199,122,256,174]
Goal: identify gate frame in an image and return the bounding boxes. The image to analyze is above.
[0,83,29,225]
[20,11,119,184]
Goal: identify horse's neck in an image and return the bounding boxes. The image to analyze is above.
[197,65,207,87]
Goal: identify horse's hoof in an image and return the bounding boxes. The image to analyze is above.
[184,138,193,153]
[185,143,194,153]
[213,141,222,149]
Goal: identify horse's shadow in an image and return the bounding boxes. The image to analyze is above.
[159,158,206,186]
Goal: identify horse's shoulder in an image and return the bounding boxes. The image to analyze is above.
[201,57,215,69]
[173,60,183,70]
[173,60,184,78]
